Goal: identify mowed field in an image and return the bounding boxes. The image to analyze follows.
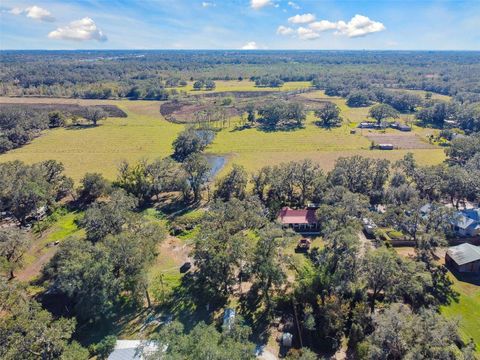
[441,275,480,350]
[0,88,446,182]
[173,80,312,93]
[0,99,183,181]
[207,90,445,175]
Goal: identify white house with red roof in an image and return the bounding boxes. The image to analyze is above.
[277,207,319,233]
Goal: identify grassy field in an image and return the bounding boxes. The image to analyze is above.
[0,87,446,182]
[0,100,183,182]
[441,273,480,351]
[173,80,312,93]
[389,88,452,102]
[208,90,446,175]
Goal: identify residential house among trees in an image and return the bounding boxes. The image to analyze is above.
[445,243,480,273]
[452,208,480,237]
[277,207,319,232]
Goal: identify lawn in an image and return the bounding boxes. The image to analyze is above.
[441,274,480,351]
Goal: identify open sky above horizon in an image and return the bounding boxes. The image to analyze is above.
[0,0,479,51]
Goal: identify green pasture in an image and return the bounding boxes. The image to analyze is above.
[0,86,446,183]
[0,101,183,182]
[174,80,312,93]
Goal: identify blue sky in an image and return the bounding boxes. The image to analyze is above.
[0,0,479,50]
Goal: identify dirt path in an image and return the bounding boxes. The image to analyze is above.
[16,248,56,282]
[357,231,372,257]
[161,235,192,264]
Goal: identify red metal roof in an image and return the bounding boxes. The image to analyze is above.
[278,207,317,225]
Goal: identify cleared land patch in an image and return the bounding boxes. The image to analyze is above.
[173,80,312,93]
[363,132,436,149]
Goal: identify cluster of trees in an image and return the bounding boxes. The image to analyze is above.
[418,100,480,133]
[172,127,215,161]
[2,135,480,357]
[0,160,73,225]
[183,144,479,356]
[0,279,89,360]
[0,107,49,153]
[256,100,306,130]
[193,80,216,91]
[253,75,284,87]
[0,106,111,154]
[44,191,166,321]
[3,51,479,101]
[147,319,256,360]
[174,149,477,356]
[343,88,423,113]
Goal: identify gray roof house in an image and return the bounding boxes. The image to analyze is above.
[445,243,480,273]
[108,340,158,360]
[452,208,480,237]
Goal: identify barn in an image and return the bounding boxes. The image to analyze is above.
[445,243,480,273]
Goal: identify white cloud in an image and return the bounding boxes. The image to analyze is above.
[242,41,258,50]
[287,1,300,10]
[335,14,385,38]
[9,5,55,22]
[309,20,337,32]
[297,27,320,40]
[288,13,315,24]
[48,17,107,42]
[277,25,294,36]
[9,7,23,15]
[202,2,215,7]
[281,14,386,41]
[250,0,272,10]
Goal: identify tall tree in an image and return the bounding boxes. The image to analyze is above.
[315,102,342,128]
[0,279,87,360]
[362,303,475,359]
[181,153,211,203]
[369,104,399,125]
[214,164,248,202]
[84,107,107,126]
[0,228,31,279]
[80,189,137,243]
[251,226,291,311]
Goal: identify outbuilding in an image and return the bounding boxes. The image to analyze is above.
[378,143,394,150]
[445,243,480,273]
[108,340,159,360]
[398,124,412,132]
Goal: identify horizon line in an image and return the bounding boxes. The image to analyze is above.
[1,48,480,52]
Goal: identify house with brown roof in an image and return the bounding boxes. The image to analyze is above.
[277,207,319,233]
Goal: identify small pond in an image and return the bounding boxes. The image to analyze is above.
[206,155,226,180]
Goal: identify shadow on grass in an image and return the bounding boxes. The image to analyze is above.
[230,123,253,132]
[65,124,100,130]
[158,273,228,331]
[432,264,461,306]
[239,284,272,344]
[257,123,305,133]
[447,264,480,286]
[157,197,202,219]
